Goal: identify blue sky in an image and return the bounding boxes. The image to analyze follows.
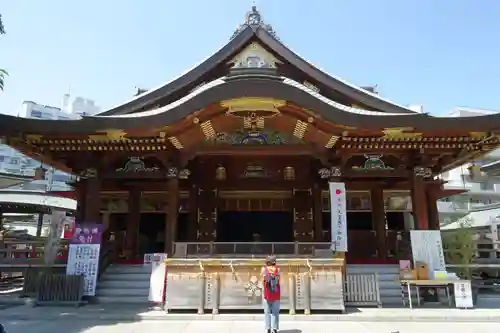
[1,0,500,116]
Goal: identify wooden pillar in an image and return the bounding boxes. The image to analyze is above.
[197,187,218,249]
[312,184,323,242]
[371,188,387,260]
[124,187,141,257]
[293,188,314,243]
[82,170,101,223]
[411,167,429,230]
[165,178,179,255]
[188,184,198,241]
[427,190,440,230]
[75,180,86,223]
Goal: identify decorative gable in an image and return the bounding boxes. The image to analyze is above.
[228,42,282,69]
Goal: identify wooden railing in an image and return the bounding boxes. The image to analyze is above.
[0,238,68,264]
[173,242,333,257]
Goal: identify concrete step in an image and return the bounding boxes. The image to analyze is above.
[98,288,149,297]
[100,273,150,281]
[347,265,399,274]
[98,279,150,289]
[97,264,152,302]
[106,265,151,274]
[98,295,151,304]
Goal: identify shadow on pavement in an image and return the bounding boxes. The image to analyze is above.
[0,304,153,333]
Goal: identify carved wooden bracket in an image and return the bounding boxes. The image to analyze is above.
[80,168,98,179]
[166,167,191,179]
[413,166,432,178]
[318,167,342,179]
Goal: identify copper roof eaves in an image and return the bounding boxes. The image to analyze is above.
[5,77,500,135]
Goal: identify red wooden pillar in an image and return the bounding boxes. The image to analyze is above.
[427,189,440,230]
[81,169,101,223]
[124,187,141,257]
[411,167,429,230]
[165,177,179,255]
[75,180,86,223]
[371,187,388,259]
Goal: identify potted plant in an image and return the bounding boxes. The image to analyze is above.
[442,217,479,304]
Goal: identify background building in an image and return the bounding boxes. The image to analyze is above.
[0,94,100,191]
[439,107,500,227]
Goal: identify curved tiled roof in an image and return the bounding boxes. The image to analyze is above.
[2,76,500,134]
[96,8,418,116]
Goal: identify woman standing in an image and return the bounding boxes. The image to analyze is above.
[262,255,280,333]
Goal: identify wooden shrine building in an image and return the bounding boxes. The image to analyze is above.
[2,7,500,264]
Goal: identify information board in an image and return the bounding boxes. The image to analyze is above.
[66,244,101,296]
[410,230,446,272]
[65,224,103,296]
[454,280,474,308]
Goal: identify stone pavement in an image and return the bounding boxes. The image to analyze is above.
[2,304,500,322]
[2,320,500,333]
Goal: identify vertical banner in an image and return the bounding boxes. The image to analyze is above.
[329,182,348,252]
[148,254,168,303]
[66,224,104,296]
[410,230,446,273]
[43,210,66,264]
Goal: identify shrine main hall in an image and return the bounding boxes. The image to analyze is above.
[2,7,500,264]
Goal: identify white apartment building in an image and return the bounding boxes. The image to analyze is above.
[0,95,100,191]
[439,107,500,226]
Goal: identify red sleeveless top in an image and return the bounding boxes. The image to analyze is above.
[263,266,280,301]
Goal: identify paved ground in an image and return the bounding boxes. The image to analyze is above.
[3,320,500,333]
[2,304,500,322]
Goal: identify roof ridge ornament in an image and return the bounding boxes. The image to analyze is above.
[230,6,279,41]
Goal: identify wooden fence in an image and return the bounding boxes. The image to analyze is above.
[34,273,85,307]
[21,265,66,297]
[344,273,381,307]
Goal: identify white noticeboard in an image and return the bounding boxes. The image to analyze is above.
[329,182,348,252]
[410,230,446,272]
[454,280,474,308]
[66,244,101,296]
[148,261,168,303]
[144,253,168,266]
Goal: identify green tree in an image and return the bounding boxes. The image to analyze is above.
[0,69,7,91]
[0,14,7,91]
[442,217,476,279]
[0,14,5,34]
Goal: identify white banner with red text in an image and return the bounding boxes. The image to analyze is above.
[329,182,348,252]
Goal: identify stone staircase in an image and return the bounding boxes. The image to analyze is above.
[346,264,403,306]
[97,265,151,304]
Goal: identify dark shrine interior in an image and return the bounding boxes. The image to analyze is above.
[216,211,294,242]
[109,210,405,254]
